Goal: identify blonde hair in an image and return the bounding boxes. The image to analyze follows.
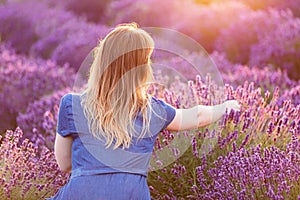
[81,23,155,149]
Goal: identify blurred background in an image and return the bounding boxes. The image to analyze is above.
[0,0,299,140]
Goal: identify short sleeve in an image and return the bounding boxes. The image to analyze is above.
[56,94,76,137]
[151,97,176,131]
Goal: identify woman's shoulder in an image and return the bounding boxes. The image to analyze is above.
[149,96,164,105]
[61,92,82,102]
[149,96,173,109]
[59,93,84,111]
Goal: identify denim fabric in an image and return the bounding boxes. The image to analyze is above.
[47,93,176,200]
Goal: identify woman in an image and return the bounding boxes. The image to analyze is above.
[49,23,240,200]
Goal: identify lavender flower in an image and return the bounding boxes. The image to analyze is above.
[0,128,69,199]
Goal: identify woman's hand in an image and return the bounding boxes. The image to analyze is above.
[224,100,241,112]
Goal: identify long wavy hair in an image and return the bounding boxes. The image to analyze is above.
[81,23,155,149]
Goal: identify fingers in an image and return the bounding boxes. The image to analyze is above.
[234,101,241,111]
[225,100,241,112]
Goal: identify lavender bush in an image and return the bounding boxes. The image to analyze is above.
[0,1,38,54]
[159,51,299,100]
[48,23,108,70]
[211,51,300,106]
[148,74,300,199]
[17,88,72,150]
[46,0,112,23]
[0,127,69,199]
[0,45,75,133]
[249,16,300,79]
[214,9,296,64]
[279,85,300,107]
[221,65,299,100]
[189,141,300,199]
[0,0,109,69]
[106,0,184,28]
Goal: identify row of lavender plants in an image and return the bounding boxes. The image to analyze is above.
[148,76,300,199]
[1,41,299,199]
[0,42,296,149]
[1,70,299,199]
[0,0,109,69]
[0,0,299,78]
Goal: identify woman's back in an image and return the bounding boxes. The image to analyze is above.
[48,92,175,200]
[58,93,175,177]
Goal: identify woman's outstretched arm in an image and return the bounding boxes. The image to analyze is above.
[166,100,240,131]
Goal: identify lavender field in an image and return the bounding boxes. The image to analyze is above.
[0,0,299,199]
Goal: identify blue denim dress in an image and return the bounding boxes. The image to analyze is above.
[47,93,176,200]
